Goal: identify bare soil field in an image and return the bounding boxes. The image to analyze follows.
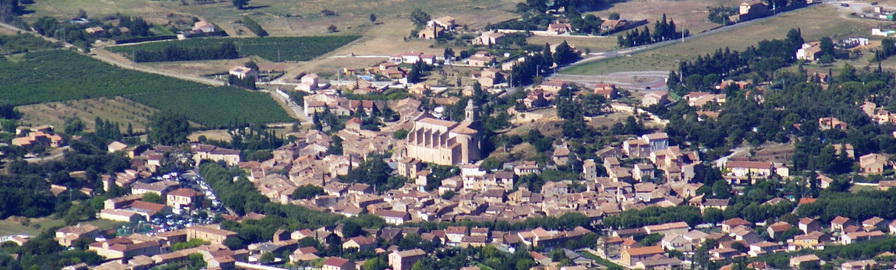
[281,19,446,75]
[142,57,256,77]
[188,129,232,143]
[16,97,158,133]
[729,143,795,165]
[0,26,18,36]
[588,0,743,33]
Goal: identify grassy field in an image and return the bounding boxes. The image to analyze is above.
[17,97,159,133]
[0,217,124,236]
[563,5,880,75]
[107,36,360,62]
[0,50,291,126]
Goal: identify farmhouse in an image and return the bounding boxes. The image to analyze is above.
[641,91,668,106]
[859,153,891,175]
[466,51,496,67]
[796,42,823,61]
[601,19,629,31]
[429,16,456,31]
[818,117,848,130]
[12,127,63,149]
[192,20,216,33]
[229,66,258,80]
[56,224,99,247]
[418,26,444,39]
[547,23,572,34]
[474,32,505,46]
[682,92,726,107]
[735,1,770,22]
[593,84,618,99]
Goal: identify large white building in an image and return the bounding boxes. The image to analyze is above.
[405,100,481,166]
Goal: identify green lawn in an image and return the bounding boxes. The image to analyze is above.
[0,50,291,126]
[0,218,123,237]
[107,36,360,62]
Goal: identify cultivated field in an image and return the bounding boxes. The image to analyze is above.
[23,0,520,36]
[563,4,881,75]
[126,86,292,126]
[0,50,291,126]
[106,36,360,62]
[17,97,159,133]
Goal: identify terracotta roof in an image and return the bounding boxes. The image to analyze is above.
[625,245,664,256]
[722,218,751,227]
[129,201,167,212]
[168,188,202,197]
[394,248,426,257]
[832,216,851,225]
[323,257,352,267]
[417,118,458,128]
[725,160,772,169]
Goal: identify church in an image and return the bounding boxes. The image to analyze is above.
[405,100,481,166]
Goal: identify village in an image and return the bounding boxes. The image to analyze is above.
[8,0,896,268]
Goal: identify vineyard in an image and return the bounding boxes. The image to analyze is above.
[0,50,292,126]
[127,87,292,126]
[107,36,359,62]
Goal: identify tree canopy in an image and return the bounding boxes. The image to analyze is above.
[148,111,190,145]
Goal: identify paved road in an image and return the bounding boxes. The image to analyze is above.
[259,89,311,124]
[91,48,226,86]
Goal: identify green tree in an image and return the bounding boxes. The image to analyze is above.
[259,251,275,263]
[392,129,409,139]
[141,193,163,204]
[516,259,536,270]
[712,180,731,198]
[409,9,431,27]
[327,25,338,33]
[327,135,343,155]
[703,208,724,224]
[819,36,834,58]
[298,237,320,248]
[608,12,620,20]
[147,111,190,145]
[363,256,388,270]
[63,117,85,135]
[552,40,579,66]
[410,256,436,270]
[291,185,325,200]
[342,220,363,238]
[369,13,377,23]
[232,0,249,9]
[171,239,210,251]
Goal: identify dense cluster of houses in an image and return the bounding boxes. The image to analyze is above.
[596,213,896,269]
